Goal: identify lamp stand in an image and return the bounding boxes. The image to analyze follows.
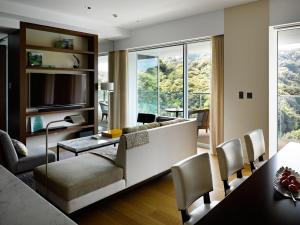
[45,119,67,196]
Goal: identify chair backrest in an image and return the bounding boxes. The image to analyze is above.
[99,102,108,113]
[137,113,156,124]
[0,129,18,173]
[189,109,209,127]
[171,153,213,210]
[217,138,244,181]
[244,129,265,162]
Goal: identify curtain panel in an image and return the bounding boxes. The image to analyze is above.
[108,50,128,129]
[210,35,224,154]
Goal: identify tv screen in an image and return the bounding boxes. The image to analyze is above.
[28,73,87,107]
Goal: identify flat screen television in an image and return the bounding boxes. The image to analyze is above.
[28,73,87,108]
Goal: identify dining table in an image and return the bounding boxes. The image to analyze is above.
[196,142,300,225]
[165,107,183,117]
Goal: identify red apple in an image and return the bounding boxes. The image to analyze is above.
[280,175,288,183]
[288,175,297,182]
[288,184,299,193]
[281,179,290,188]
[282,170,291,177]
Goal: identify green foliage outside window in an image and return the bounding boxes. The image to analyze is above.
[278,48,300,142]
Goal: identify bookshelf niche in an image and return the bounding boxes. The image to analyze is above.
[8,22,98,144]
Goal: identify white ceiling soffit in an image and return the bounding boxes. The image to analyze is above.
[0,0,129,39]
[0,0,256,39]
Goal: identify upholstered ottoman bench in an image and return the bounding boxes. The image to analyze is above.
[34,152,125,213]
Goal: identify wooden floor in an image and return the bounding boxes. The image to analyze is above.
[70,148,251,225]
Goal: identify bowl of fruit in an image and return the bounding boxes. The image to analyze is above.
[274,167,300,203]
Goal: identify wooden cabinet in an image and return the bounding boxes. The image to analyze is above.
[8,22,98,144]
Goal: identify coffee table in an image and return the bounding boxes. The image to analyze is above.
[56,135,119,161]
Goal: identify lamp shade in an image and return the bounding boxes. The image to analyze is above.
[100,82,114,92]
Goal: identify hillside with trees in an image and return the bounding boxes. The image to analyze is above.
[137,54,211,115]
[278,48,300,142]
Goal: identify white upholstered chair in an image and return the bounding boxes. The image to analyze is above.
[244,129,266,173]
[216,138,248,196]
[171,153,219,225]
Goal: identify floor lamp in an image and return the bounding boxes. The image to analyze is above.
[101,82,114,129]
[45,115,77,195]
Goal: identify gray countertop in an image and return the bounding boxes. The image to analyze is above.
[0,165,77,225]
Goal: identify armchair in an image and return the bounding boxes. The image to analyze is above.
[0,130,56,174]
[189,109,210,133]
[99,102,108,121]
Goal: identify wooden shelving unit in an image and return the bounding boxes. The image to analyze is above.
[26,44,94,55]
[26,107,95,116]
[8,22,98,144]
[26,66,94,72]
[26,124,95,137]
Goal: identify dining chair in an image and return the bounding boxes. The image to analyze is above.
[244,129,266,173]
[171,153,219,225]
[216,138,248,196]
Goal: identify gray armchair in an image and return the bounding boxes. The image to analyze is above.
[0,130,56,174]
[188,109,210,133]
[99,102,108,121]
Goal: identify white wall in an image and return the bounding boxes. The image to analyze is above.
[114,10,224,50]
[99,39,114,53]
[224,0,269,160]
[270,0,300,26]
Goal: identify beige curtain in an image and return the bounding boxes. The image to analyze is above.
[210,35,224,154]
[108,50,128,129]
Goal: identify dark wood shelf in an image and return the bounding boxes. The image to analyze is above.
[26,45,94,55]
[26,107,95,116]
[26,66,94,72]
[26,124,94,137]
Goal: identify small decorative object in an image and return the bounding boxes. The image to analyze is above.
[28,52,43,66]
[273,166,300,205]
[54,38,74,49]
[65,39,74,49]
[101,129,122,138]
[73,54,80,69]
[30,116,44,132]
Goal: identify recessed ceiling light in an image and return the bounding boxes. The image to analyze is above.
[112,14,118,18]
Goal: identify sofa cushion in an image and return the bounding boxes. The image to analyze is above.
[144,122,160,129]
[12,139,28,157]
[122,125,147,134]
[34,153,123,200]
[155,116,176,122]
[159,118,187,126]
[17,147,56,174]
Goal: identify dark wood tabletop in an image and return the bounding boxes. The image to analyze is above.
[196,142,300,225]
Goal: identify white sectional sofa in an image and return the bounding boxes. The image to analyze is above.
[34,119,198,213]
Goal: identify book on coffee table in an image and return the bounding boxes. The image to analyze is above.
[101,129,122,138]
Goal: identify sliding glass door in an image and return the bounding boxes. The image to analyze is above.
[128,40,211,125]
[187,42,211,112]
[277,29,300,149]
[136,46,184,116]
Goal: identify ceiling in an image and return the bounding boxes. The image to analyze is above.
[0,0,255,39]
[279,29,300,45]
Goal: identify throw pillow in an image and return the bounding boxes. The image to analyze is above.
[12,139,28,157]
[144,122,160,129]
[159,118,187,126]
[122,125,147,134]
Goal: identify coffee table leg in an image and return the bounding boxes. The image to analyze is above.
[57,145,59,161]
